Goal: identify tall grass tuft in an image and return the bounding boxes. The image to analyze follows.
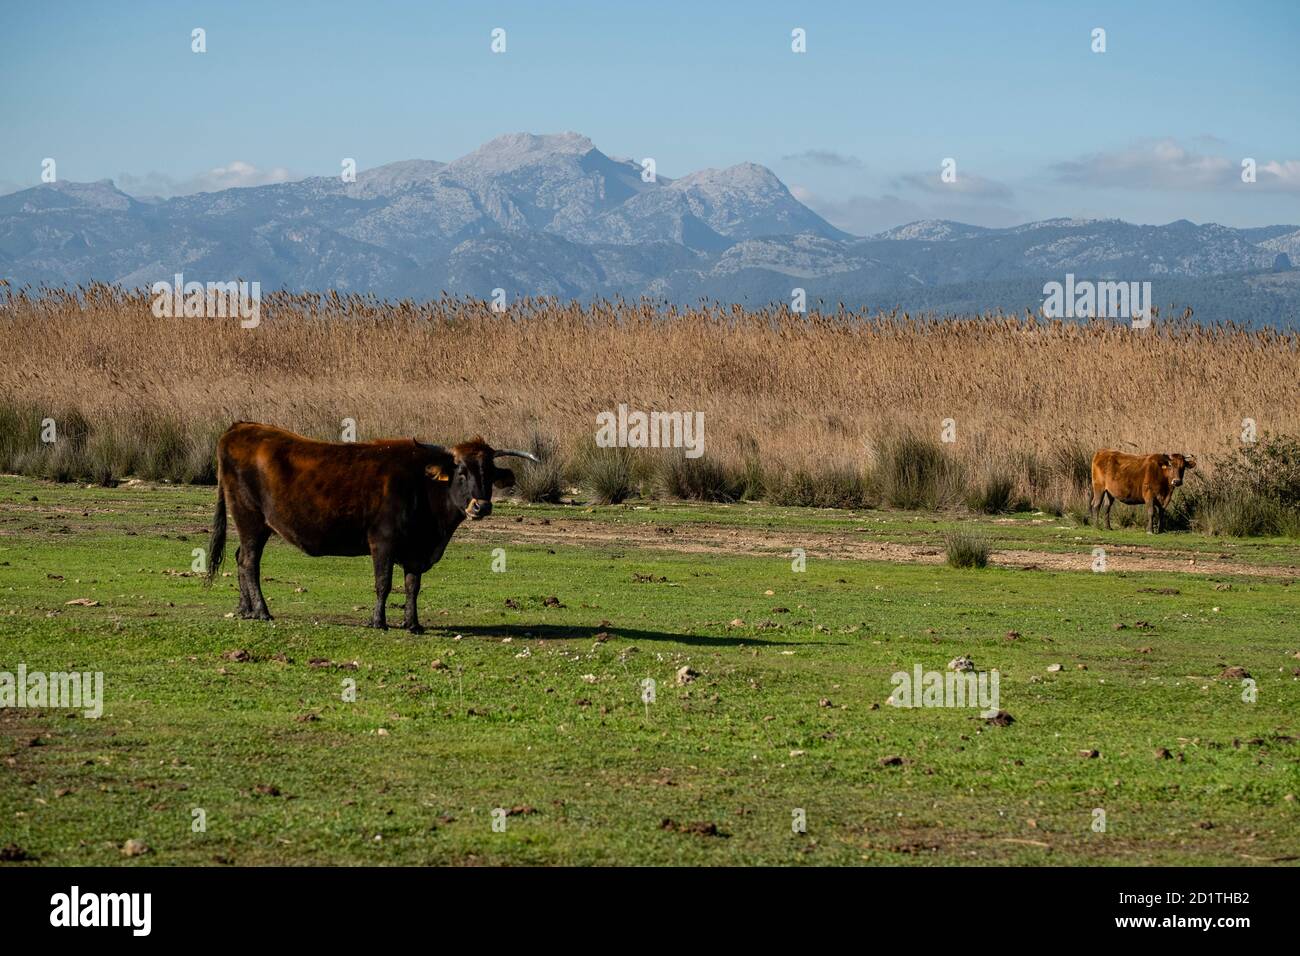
[654,454,744,502]
[766,469,817,508]
[512,431,566,503]
[966,467,1017,514]
[1050,441,1093,494]
[944,531,991,569]
[574,444,637,505]
[869,430,961,510]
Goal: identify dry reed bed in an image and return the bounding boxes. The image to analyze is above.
[2,284,1297,504]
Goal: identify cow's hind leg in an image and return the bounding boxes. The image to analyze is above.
[240,527,274,620]
[1103,492,1115,530]
[368,545,393,630]
[402,569,424,634]
[230,502,273,620]
[234,545,251,616]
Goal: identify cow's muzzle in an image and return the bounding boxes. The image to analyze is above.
[465,498,490,520]
[1172,478,1182,487]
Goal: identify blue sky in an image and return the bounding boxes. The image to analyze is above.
[3,0,1298,233]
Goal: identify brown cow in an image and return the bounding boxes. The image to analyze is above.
[204,422,538,630]
[1089,449,1196,533]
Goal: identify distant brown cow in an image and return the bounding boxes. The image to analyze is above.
[205,423,538,630]
[1089,449,1196,533]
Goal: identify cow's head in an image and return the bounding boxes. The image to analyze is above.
[424,437,540,520]
[1165,453,1196,487]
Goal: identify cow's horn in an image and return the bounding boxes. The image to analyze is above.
[493,448,541,463]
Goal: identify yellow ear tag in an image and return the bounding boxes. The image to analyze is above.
[426,465,451,482]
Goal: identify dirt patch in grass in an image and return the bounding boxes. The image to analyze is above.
[464,518,1298,579]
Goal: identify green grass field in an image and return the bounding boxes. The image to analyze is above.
[2,476,1297,866]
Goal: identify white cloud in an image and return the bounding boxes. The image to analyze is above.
[1259,159,1300,191]
[896,170,1012,200]
[781,149,865,169]
[796,188,1024,236]
[115,161,303,198]
[1053,138,1300,193]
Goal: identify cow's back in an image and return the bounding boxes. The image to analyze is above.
[216,423,433,556]
[1092,448,1131,492]
[1092,448,1122,481]
[1092,448,1163,504]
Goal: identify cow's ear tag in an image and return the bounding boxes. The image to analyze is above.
[426,464,451,482]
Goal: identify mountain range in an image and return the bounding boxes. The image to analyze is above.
[2,131,1298,325]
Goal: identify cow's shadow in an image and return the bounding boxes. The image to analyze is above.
[428,622,806,648]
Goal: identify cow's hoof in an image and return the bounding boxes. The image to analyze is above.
[406,623,425,635]
[366,620,388,631]
[253,610,273,621]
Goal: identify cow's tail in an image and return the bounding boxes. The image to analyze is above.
[205,480,227,588]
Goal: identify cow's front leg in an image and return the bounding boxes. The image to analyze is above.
[402,570,424,634]
[1146,498,1157,534]
[368,546,393,630]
